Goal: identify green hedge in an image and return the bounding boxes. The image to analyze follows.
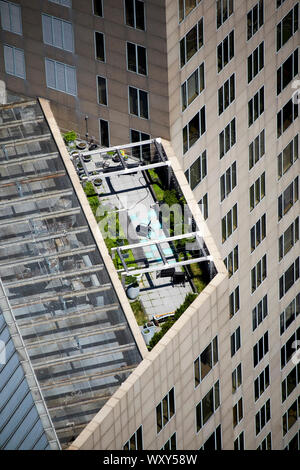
[148,292,197,350]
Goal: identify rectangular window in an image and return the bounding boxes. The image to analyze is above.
[278,135,298,179]
[95,31,105,62]
[42,14,74,52]
[129,86,149,119]
[282,397,300,436]
[123,426,143,450]
[222,203,238,243]
[249,129,265,170]
[251,254,267,293]
[161,432,176,450]
[179,0,200,23]
[232,363,242,394]
[125,0,145,31]
[231,326,241,357]
[130,129,150,160]
[219,118,236,158]
[248,86,264,126]
[234,431,244,450]
[156,388,175,434]
[0,0,22,35]
[220,161,237,201]
[277,3,299,51]
[217,30,234,72]
[257,433,272,450]
[279,257,300,300]
[185,150,207,190]
[45,58,77,95]
[252,294,268,331]
[198,193,208,220]
[182,106,206,154]
[229,285,240,317]
[217,0,234,29]
[97,76,107,106]
[233,397,243,427]
[247,0,264,40]
[280,293,300,335]
[93,0,103,17]
[256,398,271,435]
[248,41,264,83]
[277,98,299,137]
[277,49,298,95]
[254,365,270,401]
[194,337,218,387]
[250,172,265,211]
[279,217,299,261]
[49,0,72,6]
[278,177,299,220]
[181,62,205,112]
[3,44,25,79]
[99,119,109,147]
[282,362,300,402]
[180,18,204,68]
[281,326,300,369]
[127,42,147,75]
[253,331,269,367]
[196,382,220,432]
[224,245,239,278]
[285,431,300,450]
[201,425,222,450]
[218,73,235,115]
[250,214,266,252]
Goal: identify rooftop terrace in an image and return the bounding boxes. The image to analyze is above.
[67,134,215,347]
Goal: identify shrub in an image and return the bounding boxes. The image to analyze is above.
[63,130,77,143]
[84,182,97,196]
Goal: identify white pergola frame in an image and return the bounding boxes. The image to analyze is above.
[81,160,171,180]
[110,231,212,276]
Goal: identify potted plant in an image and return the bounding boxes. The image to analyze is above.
[83,154,92,162]
[76,141,87,150]
[93,178,102,187]
[126,276,140,300]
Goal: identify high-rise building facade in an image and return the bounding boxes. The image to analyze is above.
[0,0,299,450]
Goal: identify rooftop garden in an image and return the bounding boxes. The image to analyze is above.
[70,143,211,350]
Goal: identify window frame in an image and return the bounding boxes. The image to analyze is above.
[128,85,149,120]
[42,13,74,53]
[180,18,204,68]
[92,0,103,17]
[3,43,26,79]
[217,29,234,73]
[99,118,110,148]
[45,57,77,96]
[0,0,22,35]
[124,0,146,31]
[247,0,264,41]
[126,41,147,76]
[94,30,105,62]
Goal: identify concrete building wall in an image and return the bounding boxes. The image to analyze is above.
[0,0,170,142]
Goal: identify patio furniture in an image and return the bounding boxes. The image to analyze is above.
[136,222,152,238]
[158,267,175,278]
[172,272,186,287]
